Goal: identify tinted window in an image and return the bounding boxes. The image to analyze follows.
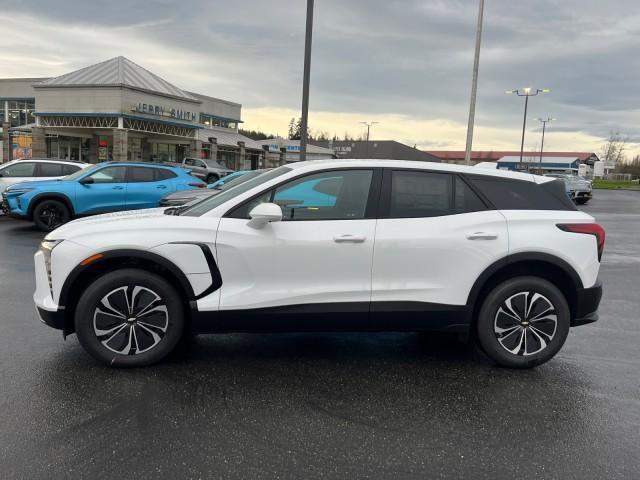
[62,164,82,175]
[87,166,127,184]
[37,162,64,177]
[2,162,36,177]
[128,166,157,183]
[469,176,577,211]
[455,177,487,214]
[389,171,453,218]
[155,168,177,180]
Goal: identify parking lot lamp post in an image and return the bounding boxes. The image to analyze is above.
[359,121,379,157]
[506,88,550,168]
[537,117,555,173]
[299,0,314,162]
[464,0,486,166]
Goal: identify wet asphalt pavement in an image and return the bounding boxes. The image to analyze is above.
[0,190,638,479]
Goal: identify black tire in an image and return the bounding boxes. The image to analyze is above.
[206,174,219,184]
[32,199,71,231]
[576,198,589,205]
[476,276,570,369]
[74,268,185,367]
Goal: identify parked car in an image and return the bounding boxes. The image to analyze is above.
[156,157,233,183]
[545,173,593,204]
[160,170,263,207]
[4,162,205,231]
[34,160,604,368]
[0,159,89,194]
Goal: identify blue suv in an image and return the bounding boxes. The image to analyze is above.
[4,162,205,231]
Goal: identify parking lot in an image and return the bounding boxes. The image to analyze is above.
[0,189,638,479]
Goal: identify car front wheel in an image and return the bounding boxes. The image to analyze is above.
[476,276,570,368]
[74,269,185,367]
[33,199,71,231]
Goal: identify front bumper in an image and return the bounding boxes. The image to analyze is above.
[37,306,66,330]
[572,279,603,326]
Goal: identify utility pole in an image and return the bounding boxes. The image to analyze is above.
[464,0,485,166]
[506,88,550,168]
[359,121,379,157]
[537,117,555,173]
[299,0,314,162]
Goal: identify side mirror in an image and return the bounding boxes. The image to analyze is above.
[79,177,94,185]
[247,202,282,229]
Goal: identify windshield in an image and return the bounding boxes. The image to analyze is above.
[181,166,291,217]
[214,170,266,191]
[204,159,228,169]
[64,164,100,181]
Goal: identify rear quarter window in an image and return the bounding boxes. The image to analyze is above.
[468,175,577,211]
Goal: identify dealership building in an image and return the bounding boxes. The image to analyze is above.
[0,56,333,167]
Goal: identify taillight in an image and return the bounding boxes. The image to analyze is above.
[557,223,605,261]
[189,182,206,189]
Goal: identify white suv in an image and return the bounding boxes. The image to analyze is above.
[33,160,604,368]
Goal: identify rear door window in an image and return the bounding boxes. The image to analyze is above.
[128,166,157,183]
[37,162,64,177]
[388,170,453,218]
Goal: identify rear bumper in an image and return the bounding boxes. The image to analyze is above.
[572,279,603,326]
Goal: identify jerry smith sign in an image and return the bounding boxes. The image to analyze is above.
[131,102,197,122]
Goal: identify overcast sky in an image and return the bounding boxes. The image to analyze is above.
[1,0,639,155]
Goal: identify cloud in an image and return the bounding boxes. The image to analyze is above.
[1,0,639,156]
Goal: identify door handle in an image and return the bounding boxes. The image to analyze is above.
[334,234,366,243]
[466,232,498,240]
[157,185,168,189]
[112,186,124,190]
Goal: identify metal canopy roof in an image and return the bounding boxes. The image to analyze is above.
[34,56,198,102]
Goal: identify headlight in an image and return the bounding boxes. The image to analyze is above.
[5,186,34,195]
[39,239,63,294]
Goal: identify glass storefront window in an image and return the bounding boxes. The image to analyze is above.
[199,113,238,130]
[8,100,35,127]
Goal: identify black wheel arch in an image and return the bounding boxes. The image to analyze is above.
[28,193,75,220]
[466,252,584,327]
[58,249,200,335]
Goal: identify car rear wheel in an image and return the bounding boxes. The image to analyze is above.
[576,198,590,205]
[476,276,570,369]
[33,199,70,231]
[206,174,219,184]
[74,269,185,367]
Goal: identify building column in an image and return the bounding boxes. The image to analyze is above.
[141,138,151,162]
[209,137,218,162]
[191,139,203,160]
[31,127,47,159]
[2,122,9,163]
[112,129,128,162]
[237,141,246,170]
[88,136,98,164]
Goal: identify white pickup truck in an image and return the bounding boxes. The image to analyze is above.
[158,157,234,183]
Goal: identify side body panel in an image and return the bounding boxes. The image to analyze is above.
[502,210,600,288]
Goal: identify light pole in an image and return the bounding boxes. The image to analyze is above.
[464,0,486,166]
[299,0,314,162]
[506,88,550,168]
[537,117,555,173]
[360,121,379,157]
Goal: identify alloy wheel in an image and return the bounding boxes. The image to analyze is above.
[93,286,169,355]
[39,204,65,229]
[493,291,557,356]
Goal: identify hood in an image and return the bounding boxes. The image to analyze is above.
[7,179,65,191]
[46,207,168,240]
